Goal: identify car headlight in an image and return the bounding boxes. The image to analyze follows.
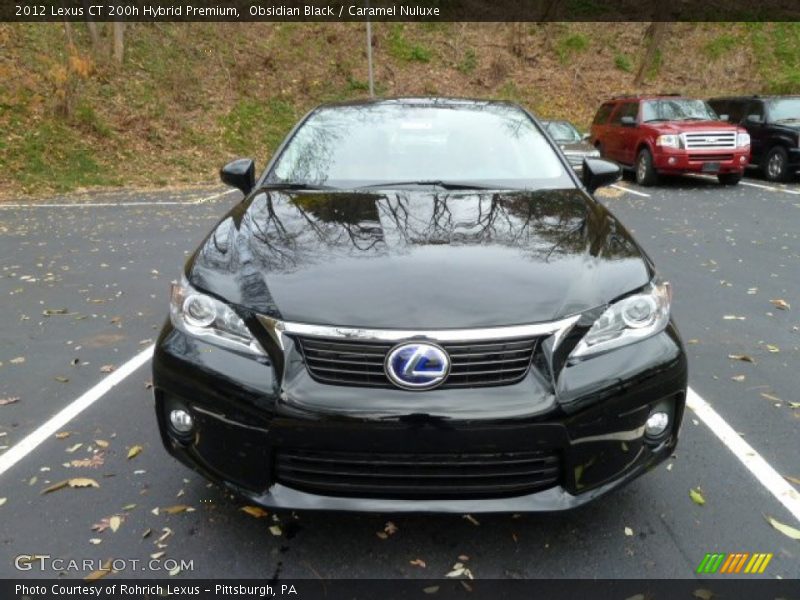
[737,132,751,147]
[570,278,671,359]
[170,277,265,355]
[655,134,681,149]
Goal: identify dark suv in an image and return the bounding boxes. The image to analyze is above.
[708,95,800,182]
[590,94,750,186]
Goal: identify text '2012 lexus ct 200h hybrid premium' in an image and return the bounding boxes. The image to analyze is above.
[152,98,687,513]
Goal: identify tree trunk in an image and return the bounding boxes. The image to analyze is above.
[113,22,125,64]
[64,20,74,48]
[634,22,667,87]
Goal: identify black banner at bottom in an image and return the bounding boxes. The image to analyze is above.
[4,579,800,600]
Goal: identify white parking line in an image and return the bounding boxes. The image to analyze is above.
[693,174,800,195]
[687,387,800,522]
[0,345,154,477]
[611,184,651,198]
[0,189,237,209]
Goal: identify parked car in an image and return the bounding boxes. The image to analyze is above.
[542,119,600,171]
[708,95,800,182]
[153,98,687,513]
[590,94,750,186]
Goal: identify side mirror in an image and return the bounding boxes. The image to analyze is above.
[220,158,255,195]
[582,132,591,141]
[620,116,636,127]
[746,114,764,125]
[719,114,730,121]
[582,158,621,193]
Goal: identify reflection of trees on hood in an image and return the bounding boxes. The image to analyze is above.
[196,190,638,276]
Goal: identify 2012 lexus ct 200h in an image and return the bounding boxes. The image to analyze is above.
[152,98,687,513]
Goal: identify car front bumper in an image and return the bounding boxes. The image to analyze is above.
[152,322,687,513]
[653,148,749,175]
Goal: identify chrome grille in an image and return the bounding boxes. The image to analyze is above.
[275,449,561,499]
[682,131,737,150]
[296,336,537,389]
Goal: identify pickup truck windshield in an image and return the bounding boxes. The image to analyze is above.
[642,99,718,122]
[269,103,572,189]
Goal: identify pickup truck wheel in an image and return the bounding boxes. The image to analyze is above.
[718,173,742,185]
[635,148,658,186]
[764,146,789,182]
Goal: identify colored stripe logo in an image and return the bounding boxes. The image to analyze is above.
[696,553,773,574]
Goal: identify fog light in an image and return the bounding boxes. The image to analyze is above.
[645,411,669,437]
[169,409,194,433]
[740,155,747,164]
[668,157,677,165]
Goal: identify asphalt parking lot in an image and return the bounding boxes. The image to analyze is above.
[0,175,798,581]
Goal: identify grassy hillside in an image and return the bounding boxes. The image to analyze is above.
[1,21,799,198]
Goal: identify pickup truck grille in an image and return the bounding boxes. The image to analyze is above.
[296,336,537,389]
[682,131,737,150]
[275,449,562,499]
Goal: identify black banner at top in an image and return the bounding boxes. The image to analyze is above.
[4,0,800,22]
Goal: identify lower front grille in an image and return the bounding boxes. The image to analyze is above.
[275,449,562,499]
[689,153,734,162]
[297,336,537,389]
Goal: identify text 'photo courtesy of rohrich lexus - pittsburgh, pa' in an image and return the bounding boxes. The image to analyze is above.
[152,98,687,513]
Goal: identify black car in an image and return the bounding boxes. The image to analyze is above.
[708,95,800,181]
[541,119,600,171]
[153,98,687,513]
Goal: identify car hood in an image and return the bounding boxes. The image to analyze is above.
[654,120,739,133]
[187,188,652,329]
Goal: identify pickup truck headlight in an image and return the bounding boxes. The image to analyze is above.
[655,134,681,149]
[170,277,265,355]
[737,132,751,147]
[570,278,671,359]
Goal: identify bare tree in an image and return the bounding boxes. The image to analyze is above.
[113,22,125,64]
[634,21,668,87]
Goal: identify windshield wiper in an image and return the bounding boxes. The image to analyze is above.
[356,180,498,190]
[643,118,666,123]
[260,181,337,191]
[679,117,709,121]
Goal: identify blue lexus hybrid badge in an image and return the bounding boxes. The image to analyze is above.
[385,342,451,390]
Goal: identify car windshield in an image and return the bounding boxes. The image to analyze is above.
[767,97,800,122]
[641,99,718,122]
[269,103,572,189]
[545,121,582,142]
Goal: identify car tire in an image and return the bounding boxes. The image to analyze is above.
[718,172,742,185]
[763,146,789,182]
[635,148,658,186]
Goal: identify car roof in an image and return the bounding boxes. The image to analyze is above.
[709,95,800,100]
[604,94,691,102]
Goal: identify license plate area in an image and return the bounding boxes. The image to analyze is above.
[702,162,721,173]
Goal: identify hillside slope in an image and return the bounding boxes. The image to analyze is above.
[1,21,799,198]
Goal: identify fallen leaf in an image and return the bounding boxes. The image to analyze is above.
[41,480,70,494]
[95,439,109,449]
[162,504,193,514]
[156,528,173,544]
[43,308,69,316]
[731,375,746,382]
[462,514,480,526]
[142,528,152,539]
[458,555,470,562]
[10,357,26,364]
[693,590,714,600]
[760,392,782,402]
[384,521,399,535]
[689,488,706,506]
[0,397,20,406]
[770,299,791,310]
[723,315,746,321]
[687,339,700,345]
[785,476,800,485]
[68,477,100,489]
[84,560,112,582]
[625,595,646,600]
[240,506,269,518]
[765,515,800,540]
[54,376,70,383]
[65,443,83,453]
[150,551,166,560]
[765,344,780,353]
[70,455,104,468]
[624,526,634,536]
[268,525,282,536]
[410,559,427,568]
[127,445,143,459]
[55,431,71,439]
[100,364,116,373]
[122,504,136,511]
[169,565,182,576]
[109,516,122,532]
[789,402,800,410]
[728,354,756,364]
[423,586,439,595]
[89,538,102,545]
[0,498,6,507]
[376,531,388,540]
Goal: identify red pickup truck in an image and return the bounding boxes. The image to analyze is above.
[589,94,750,186]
